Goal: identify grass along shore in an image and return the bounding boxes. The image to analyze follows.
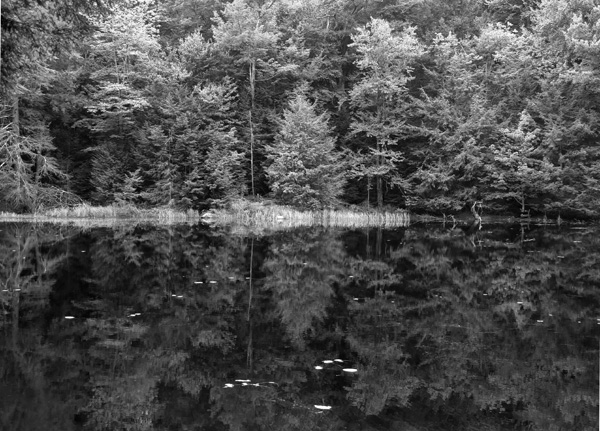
[0,201,411,228]
[0,204,200,224]
[206,200,410,228]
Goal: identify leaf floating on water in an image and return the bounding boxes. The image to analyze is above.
[193,281,203,284]
[224,383,234,388]
[64,316,75,319]
[537,320,543,323]
[209,281,217,284]
[342,368,358,373]
[242,383,248,386]
[314,405,331,410]
[171,294,177,297]
[354,298,359,301]
[334,359,343,363]
[322,360,333,364]
[235,379,251,382]
[517,301,523,304]
[177,295,183,298]
[314,366,323,370]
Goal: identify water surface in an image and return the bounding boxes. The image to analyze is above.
[0,222,598,430]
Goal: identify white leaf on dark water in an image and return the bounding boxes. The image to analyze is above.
[64,316,75,319]
[314,405,331,410]
[342,368,358,373]
[322,360,333,364]
[314,366,323,370]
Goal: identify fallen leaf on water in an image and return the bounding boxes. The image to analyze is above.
[342,368,358,373]
[314,405,331,410]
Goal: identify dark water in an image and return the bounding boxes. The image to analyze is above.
[0,222,598,431]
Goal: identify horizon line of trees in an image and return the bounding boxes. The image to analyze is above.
[1,0,599,217]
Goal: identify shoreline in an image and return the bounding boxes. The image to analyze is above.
[0,202,593,227]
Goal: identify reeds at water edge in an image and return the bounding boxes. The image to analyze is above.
[208,201,410,229]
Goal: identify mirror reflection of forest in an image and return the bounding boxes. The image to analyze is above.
[0,222,598,431]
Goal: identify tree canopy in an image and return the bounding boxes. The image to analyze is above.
[1,0,599,217]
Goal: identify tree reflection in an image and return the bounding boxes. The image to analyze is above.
[0,223,597,430]
[263,228,346,349]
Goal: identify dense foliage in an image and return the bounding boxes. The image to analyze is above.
[1,0,599,216]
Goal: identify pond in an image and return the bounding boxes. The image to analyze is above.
[0,221,598,431]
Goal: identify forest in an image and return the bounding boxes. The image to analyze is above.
[2,0,600,217]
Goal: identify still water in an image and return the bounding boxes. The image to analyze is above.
[0,222,598,431]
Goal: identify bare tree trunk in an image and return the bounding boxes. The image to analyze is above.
[367,176,370,210]
[377,174,383,210]
[249,60,256,197]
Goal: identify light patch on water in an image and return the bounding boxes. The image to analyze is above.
[342,368,358,373]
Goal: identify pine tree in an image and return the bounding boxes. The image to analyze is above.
[265,92,345,209]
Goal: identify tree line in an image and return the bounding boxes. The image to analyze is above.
[1,0,599,217]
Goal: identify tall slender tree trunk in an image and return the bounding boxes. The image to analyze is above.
[249,60,256,197]
[376,99,384,210]
[376,139,383,210]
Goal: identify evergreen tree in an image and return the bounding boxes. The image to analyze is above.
[265,92,345,209]
[349,18,423,209]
